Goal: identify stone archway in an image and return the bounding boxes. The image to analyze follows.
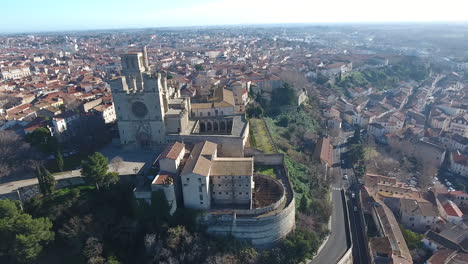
[220,121,226,132]
[207,122,212,132]
[227,120,233,131]
[137,131,151,148]
[200,122,206,133]
[214,121,219,132]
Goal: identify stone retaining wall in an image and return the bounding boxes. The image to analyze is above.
[203,152,295,247]
[337,247,353,264]
[204,196,295,247]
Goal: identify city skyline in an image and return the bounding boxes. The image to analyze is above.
[3,0,468,33]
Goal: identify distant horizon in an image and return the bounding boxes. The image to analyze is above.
[3,0,468,34]
[3,21,468,35]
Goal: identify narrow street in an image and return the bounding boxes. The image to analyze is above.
[310,133,351,264]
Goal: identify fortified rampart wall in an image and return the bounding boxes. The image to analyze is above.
[203,152,295,247]
[204,196,295,247]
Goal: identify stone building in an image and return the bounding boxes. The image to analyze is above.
[179,141,254,210]
[110,48,249,157]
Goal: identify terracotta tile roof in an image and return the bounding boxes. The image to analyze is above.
[211,157,253,176]
[152,173,175,185]
[181,141,217,177]
[426,249,456,264]
[444,200,463,217]
[160,142,185,160]
[313,137,334,166]
[453,151,468,166]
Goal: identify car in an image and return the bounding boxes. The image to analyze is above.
[447,182,453,187]
[351,192,355,198]
[354,206,358,212]
[343,174,348,180]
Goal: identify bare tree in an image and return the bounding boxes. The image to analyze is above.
[0,131,41,181]
[110,156,124,173]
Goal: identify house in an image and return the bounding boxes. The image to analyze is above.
[158,142,186,173]
[317,62,353,77]
[228,81,250,113]
[369,199,412,264]
[399,198,440,232]
[367,123,386,140]
[448,191,468,208]
[91,103,116,124]
[439,132,468,152]
[151,173,178,215]
[323,107,340,119]
[313,137,334,171]
[51,111,80,142]
[423,221,468,253]
[450,151,468,178]
[443,200,464,224]
[449,115,468,137]
[425,249,468,264]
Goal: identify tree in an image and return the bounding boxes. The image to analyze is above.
[110,156,124,172]
[83,237,105,264]
[36,166,56,195]
[194,64,204,71]
[81,152,117,190]
[55,150,65,172]
[401,227,423,250]
[25,127,57,153]
[299,195,309,213]
[0,131,40,179]
[351,126,361,144]
[271,83,296,106]
[0,199,54,263]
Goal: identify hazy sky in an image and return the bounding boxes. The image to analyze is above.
[2,0,468,33]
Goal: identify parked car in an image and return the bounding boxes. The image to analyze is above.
[354,206,358,212]
[351,192,356,199]
[343,174,348,180]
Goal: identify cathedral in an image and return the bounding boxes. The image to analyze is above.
[110,48,249,157]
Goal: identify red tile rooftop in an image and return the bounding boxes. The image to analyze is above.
[152,173,175,185]
[160,142,185,160]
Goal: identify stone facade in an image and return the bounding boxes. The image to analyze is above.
[110,48,249,157]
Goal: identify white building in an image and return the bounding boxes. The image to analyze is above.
[180,141,254,210]
[0,67,31,80]
[92,103,116,124]
[450,151,468,177]
[443,200,463,224]
[399,198,440,232]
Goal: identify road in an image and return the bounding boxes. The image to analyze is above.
[310,133,351,264]
[0,145,157,195]
[342,141,370,264]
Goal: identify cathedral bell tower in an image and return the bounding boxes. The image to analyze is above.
[110,47,168,148]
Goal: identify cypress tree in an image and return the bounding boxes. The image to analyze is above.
[55,150,64,172]
[41,167,56,195]
[35,166,46,195]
